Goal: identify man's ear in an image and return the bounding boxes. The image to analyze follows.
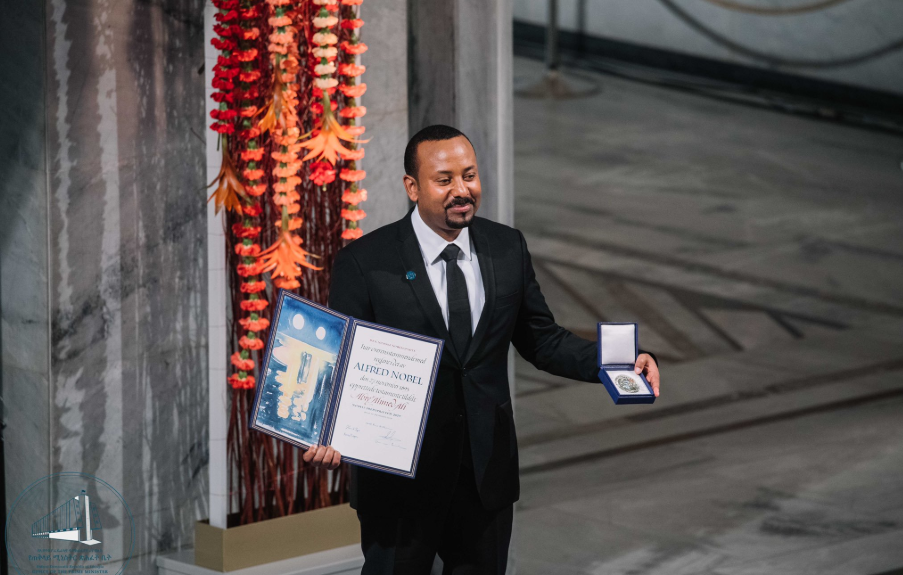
[403,174,419,203]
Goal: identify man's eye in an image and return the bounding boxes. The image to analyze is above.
[464,174,474,180]
[438,179,451,185]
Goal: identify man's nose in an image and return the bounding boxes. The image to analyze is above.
[451,178,469,197]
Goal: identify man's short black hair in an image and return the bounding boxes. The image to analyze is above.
[404,124,473,180]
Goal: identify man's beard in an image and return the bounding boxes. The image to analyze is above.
[444,197,475,229]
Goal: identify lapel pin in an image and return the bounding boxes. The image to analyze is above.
[406,271,416,280]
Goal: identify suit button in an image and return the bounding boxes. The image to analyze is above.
[456,413,464,423]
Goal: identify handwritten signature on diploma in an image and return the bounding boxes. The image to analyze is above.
[344,425,361,439]
[367,422,408,450]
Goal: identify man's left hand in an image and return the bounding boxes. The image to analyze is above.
[634,353,660,397]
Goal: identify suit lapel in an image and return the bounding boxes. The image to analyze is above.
[464,220,496,366]
[397,213,458,363]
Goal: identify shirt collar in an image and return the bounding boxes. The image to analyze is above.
[412,205,473,264]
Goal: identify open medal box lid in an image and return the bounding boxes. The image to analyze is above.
[597,322,655,405]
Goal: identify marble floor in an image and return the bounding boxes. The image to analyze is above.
[510,56,903,575]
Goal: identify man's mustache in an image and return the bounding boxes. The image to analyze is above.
[444,197,475,210]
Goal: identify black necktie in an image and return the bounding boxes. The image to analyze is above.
[439,243,472,359]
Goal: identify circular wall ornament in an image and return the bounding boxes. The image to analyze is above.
[5,473,135,575]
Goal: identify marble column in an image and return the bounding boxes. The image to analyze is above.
[0,0,52,551]
[408,0,514,226]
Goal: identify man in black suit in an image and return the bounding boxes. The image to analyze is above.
[303,125,660,574]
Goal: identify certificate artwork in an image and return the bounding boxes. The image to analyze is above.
[254,296,349,446]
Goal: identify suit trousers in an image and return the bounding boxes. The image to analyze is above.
[358,463,513,575]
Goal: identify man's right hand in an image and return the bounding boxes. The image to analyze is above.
[302,445,342,470]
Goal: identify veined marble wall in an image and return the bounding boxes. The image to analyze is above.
[4,1,209,573]
[514,0,903,96]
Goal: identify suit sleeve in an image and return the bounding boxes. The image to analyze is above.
[327,246,375,322]
[510,231,656,383]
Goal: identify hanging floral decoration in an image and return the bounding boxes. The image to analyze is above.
[208,0,370,525]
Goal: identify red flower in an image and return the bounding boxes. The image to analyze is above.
[309,161,336,186]
[235,243,261,256]
[340,18,364,29]
[231,223,262,239]
[228,373,256,390]
[242,202,263,217]
[240,335,265,350]
[240,299,269,312]
[310,100,338,115]
[312,86,337,99]
[231,352,255,371]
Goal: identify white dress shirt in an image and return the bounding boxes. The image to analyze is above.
[411,206,485,334]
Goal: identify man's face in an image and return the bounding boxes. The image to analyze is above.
[404,136,482,239]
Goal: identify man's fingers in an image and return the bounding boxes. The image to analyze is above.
[327,449,342,470]
[634,354,648,374]
[301,446,316,463]
[312,446,330,466]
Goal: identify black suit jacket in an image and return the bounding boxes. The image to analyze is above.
[328,210,646,515]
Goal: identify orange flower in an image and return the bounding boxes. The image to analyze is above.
[339,106,366,118]
[246,183,268,196]
[259,231,322,285]
[231,352,255,371]
[338,63,366,77]
[240,335,265,351]
[239,316,272,331]
[207,146,246,215]
[240,299,269,312]
[243,168,265,181]
[241,148,266,161]
[234,48,258,61]
[345,125,366,136]
[239,105,259,118]
[342,227,363,240]
[273,277,301,289]
[269,15,292,27]
[299,103,369,164]
[341,208,367,222]
[239,70,261,82]
[342,188,368,205]
[341,0,363,4]
[342,147,365,161]
[339,82,367,98]
[241,280,267,293]
[273,191,300,205]
[340,168,366,182]
[340,41,368,55]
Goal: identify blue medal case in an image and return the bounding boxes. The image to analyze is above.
[597,322,655,405]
